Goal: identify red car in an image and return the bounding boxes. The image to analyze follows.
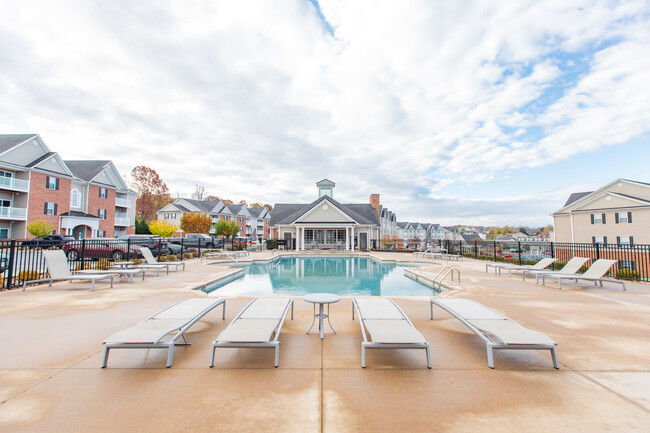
[62,238,141,261]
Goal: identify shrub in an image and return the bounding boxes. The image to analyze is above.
[552,261,566,271]
[183,253,192,259]
[192,252,199,258]
[27,219,55,237]
[615,270,640,280]
[266,239,277,250]
[19,270,40,281]
[176,254,182,260]
[166,254,176,261]
[578,265,589,274]
[97,260,111,270]
[131,258,142,265]
[158,256,167,262]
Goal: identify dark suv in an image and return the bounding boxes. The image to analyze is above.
[118,235,170,256]
[23,235,75,249]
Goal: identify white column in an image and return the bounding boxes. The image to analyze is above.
[301,227,305,250]
[346,226,350,250]
[351,226,355,251]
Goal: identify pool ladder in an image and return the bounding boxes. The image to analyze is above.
[431,266,461,290]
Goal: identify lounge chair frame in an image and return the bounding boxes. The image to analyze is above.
[22,250,114,291]
[210,298,294,368]
[430,299,558,369]
[352,299,431,369]
[521,257,590,283]
[540,259,626,291]
[136,247,186,274]
[102,298,226,368]
[485,258,557,278]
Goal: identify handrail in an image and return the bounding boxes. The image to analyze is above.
[431,266,461,290]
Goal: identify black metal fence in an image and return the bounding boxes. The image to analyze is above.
[0,237,218,290]
[440,240,649,282]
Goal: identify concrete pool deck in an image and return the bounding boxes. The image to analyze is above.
[1,251,649,432]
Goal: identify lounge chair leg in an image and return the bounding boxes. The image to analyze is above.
[166,345,174,368]
[550,347,559,369]
[290,302,294,319]
[425,344,431,369]
[110,277,113,288]
[430,301,433,320]
[222,302,226,320]
[558,279,562,289]
[361,345,366,368]
[486,345,495,369]
[209,346,216,368]
[91,280,95,292]
[274,343,280,368]
[101,347,110,368]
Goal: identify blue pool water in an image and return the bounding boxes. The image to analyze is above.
[202,256,436,297]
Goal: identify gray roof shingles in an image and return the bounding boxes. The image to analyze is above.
[64,160,110,181]
[0,134,37,154]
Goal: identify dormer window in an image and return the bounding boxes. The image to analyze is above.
[70,188,81,208]
[316,179,335,198]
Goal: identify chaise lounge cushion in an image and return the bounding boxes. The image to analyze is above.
[216,319,283,342]
[355,298,406,319]
[467,319,557,346]
[363,319,427,344]
[104,319,190,344]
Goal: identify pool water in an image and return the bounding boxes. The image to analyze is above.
[202,256,436,297]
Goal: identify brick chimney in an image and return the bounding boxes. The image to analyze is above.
[369,194,380,218]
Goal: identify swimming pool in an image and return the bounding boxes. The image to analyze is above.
[202,256,436,297]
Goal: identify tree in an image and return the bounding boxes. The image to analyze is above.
[222,199,234,205]
[193,185,206,200]
[204,195,220,201]
[180,212,211,234]
[238,200,248,206]
[250,202,263,208]
[131,166,173,221]
[135,217,151,234]
[263,204,274,211]
[27,219,55,237]
[519,227,529,235]
[148,220,178,238]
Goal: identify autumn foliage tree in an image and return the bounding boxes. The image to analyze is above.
[131,166,173,221]
[180,212,211,234]
[27,219,55,237]
[148,220,178,238]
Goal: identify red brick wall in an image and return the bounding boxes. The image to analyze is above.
[27,172,71,238]
[88,185,115,237]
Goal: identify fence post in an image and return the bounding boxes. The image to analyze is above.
[518,241,522,266]
[474,241,478,260]
[126,239,131,262]
[80,239,86,271]
[5,240,16,290]
[180,238,184,260]
[550,242,555,270]
[596,243,600,260]
[493,241,497,262]
[198,239,202,257]
[157,241,162,259]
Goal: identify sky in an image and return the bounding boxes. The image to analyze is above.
[1,0,649,227]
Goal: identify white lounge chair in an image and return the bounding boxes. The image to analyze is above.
[201,249,241,262]
[486,258,557,278]
[22,250,114,291]
[352,298,431,369]
[431,299,558,369]
[541,259,625,290]
[134,246,185,275]
[210,298,294,368]
[102,297,226,368]
[76,266,146,283]
[522,256,590,283]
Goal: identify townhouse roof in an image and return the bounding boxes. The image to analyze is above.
[176,198,222,213]
[563,191,592,207]
[397,222,409,229]
[64,160,110,181]
[460,232,482,244]
[26,152,57,167]
[0,134,37,153]
[271,195,378,226]
[227,204,245,214]
[248,207,266,218]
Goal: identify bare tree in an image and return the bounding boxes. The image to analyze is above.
[193,185,206,200]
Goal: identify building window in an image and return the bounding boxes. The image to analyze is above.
[591,213,606,224]
[617,236,634,246]
[0,228,8,239]
[99,187,107,199]
[70,188,81,208]
[616,212,632,224]
[98,230,106,237]
[44,202,57,215]
[592,236,607,245]
[0,200,10,208]
[46,176,59,190]
[98,209,106,220]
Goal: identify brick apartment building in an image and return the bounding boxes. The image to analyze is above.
[0,134,136,239]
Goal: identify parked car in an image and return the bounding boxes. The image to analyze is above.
[118,235,170,256]
[22,235,75,249]
[169,233,216,249]
[63,238,141,261]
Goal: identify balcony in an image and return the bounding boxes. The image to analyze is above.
[114,217,131,227]
[0,206,27,220]
[0,176,29,192]
[115,198,131,208]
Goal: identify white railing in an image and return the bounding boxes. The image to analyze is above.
[0,176,29,192]
[115,197,131,208]
[0,206,27,220]
[114,217,131,226]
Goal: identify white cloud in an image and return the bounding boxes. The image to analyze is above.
[0,0,648,224]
